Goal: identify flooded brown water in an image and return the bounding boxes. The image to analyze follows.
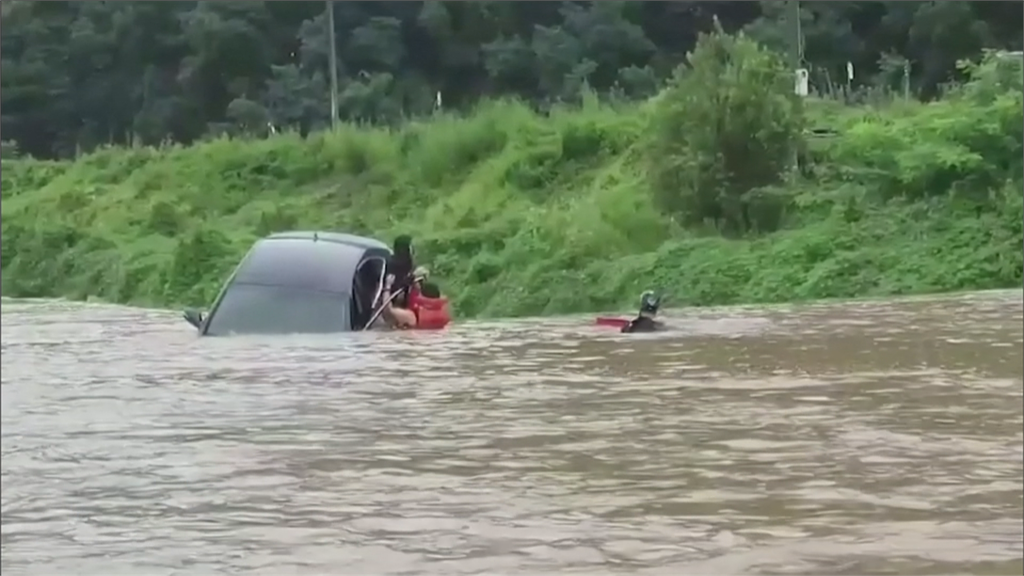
[1,291,1022,575]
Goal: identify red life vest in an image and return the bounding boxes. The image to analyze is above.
[407,286,451,330]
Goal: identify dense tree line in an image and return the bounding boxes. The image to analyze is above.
[2,0,1021,160]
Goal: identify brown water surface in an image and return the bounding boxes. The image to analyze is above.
[2,291,1022,575]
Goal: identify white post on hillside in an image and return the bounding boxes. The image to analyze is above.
[794,68,809,97]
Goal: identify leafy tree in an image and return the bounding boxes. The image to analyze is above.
[648,26,804,236]
[1,0,1020,159]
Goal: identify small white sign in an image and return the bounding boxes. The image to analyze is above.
[794,68,809,97]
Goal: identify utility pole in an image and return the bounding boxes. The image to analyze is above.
[788,0,808,99]
[789,0,805,174]
[326,0,339,129]
[789,0,803,70]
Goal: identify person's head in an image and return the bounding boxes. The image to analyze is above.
[638,290,661,317]
[393,235,414,259]
[419,281,442,299]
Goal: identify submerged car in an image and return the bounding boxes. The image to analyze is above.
[182,231,392,336]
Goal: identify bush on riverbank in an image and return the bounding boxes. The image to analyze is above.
[648,29,806,237]
[2,35,1021,318]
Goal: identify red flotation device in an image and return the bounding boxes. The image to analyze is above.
[595,316,630,329]
[408,286,451,330]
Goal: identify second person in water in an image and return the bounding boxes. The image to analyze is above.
[380,273,445,329]
[621,290,665,333]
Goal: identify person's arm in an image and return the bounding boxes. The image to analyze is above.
[380,275,397,327]
[380,275,416,329]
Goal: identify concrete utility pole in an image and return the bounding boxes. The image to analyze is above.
[326,0,340,129]
[789,0,808,98]
[789,0,803,70]
[788,0,806,173]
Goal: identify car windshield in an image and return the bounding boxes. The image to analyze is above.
[204,283,350,336]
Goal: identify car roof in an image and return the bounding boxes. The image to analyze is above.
[266,231,390,252]
[230,231,388,295]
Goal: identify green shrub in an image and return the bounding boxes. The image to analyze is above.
[647,29,804,236]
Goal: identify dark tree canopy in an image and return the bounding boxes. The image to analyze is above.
[2,0,1021,159]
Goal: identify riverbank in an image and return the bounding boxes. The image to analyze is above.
[2,50,1021,318]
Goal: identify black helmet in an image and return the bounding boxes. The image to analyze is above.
[639,290,661,314]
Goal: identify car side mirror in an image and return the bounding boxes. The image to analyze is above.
[182,308,205,329]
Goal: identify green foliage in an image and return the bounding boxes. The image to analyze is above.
[818,51,1024,207]
[2,1,1021,160]
[648,29,804,235]
[1,33,1021,318]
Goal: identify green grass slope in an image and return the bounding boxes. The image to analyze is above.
[2,49,1021,319]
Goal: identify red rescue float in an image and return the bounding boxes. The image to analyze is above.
[595,316,631,329]
[408,285,452,330]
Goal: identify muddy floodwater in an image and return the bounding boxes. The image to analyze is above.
[1,291,1022,575]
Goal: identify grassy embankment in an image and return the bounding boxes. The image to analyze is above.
[2,40,1021,319]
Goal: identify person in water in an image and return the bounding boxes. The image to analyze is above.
[621,290,665,333]
[380,274,417,328]
[385,235,417,307]
[379,273,442,329]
